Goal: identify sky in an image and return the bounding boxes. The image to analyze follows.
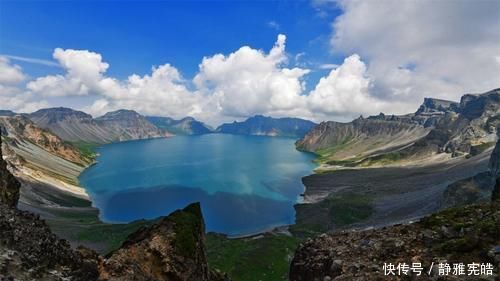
[0,0,499,126]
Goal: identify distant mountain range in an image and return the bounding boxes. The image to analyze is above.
[146,116,213,135]
[0,108,318,144]
[216,115,317,138]
[297,88,500,167]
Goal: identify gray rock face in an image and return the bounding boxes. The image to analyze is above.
[29,107,171,144]
[490,140,500,201]
[290,200,500,281]
[0,135,20,207]
[489,139,500,177]
[99,203,227,281]
[95,109,171,142]
[298,88,500,164]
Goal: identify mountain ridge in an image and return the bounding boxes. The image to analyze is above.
[297,88,499,168]
[216,115,316,138]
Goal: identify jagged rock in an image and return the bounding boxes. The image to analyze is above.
[297,88,500,166]
[0,136,19,207]
[99,202,227,281]
[290,201,500,280]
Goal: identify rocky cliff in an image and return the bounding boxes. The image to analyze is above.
[99,203,227,281]
[95,109,172,142]
[0,137,19,207]
[297,88,499,167]
[30,107,172,144]
[217,115,316,138]
[0,115,93,166]
[146,116,213,135]
[29,107,118,143]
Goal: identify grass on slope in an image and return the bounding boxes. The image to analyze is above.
[69,141,100,160]
[206,233,301,281]
[46,207,153,254]
[291,193,374,237]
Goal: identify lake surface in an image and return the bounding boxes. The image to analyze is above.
[79,134,316,235]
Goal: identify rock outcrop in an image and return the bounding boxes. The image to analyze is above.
[100,203,227,281]
[489,139,500,201]
[0,136,19,207]
[217,115,316,138]
[290,201,499,280]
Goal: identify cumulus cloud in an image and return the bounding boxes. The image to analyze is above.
[86,64,201,119]
[331,0,500,108]
[27,48,108,97]
[193,34,310,122]
[0,57,26,84]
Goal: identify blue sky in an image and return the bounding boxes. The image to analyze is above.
[0,1,340,85]
[0,0,499,125]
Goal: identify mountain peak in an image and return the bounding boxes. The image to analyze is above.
[30,107,93,123]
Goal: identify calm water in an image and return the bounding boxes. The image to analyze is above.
[79,134,316,235]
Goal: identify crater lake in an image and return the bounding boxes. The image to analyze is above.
[79,134,316,235]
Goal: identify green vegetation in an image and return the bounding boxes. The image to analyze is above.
[324,193,373,226]
[170,205,204,259]
[69,141,100,160]
[421,201,500,262]
[315,138,355,163]
[292,192,373,237]
[358,151,403,166]
[75,220,151,253]
[206,233,301,281]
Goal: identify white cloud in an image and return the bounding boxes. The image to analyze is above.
[193,34,311,123]
[27,48,108,97]
[86,64,201,119]
[0,57,26,84]
[318,63,339,70]
[330,0,500,107]
[308,54,412,119]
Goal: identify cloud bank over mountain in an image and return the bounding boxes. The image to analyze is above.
[1,0,499,125]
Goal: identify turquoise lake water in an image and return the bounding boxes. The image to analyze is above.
[79,134,316,235]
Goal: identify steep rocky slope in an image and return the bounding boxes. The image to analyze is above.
[30,107,172,144]
[297,88,499,167]
[30,107,118,143]
[94,109,172,142]
[0,115,93,166]
[0,115,92,194]
[290,142,500,280]
[296,118,429,164]
[0,137,19,207]
[147,116,213,135]
[217,115,316,138]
